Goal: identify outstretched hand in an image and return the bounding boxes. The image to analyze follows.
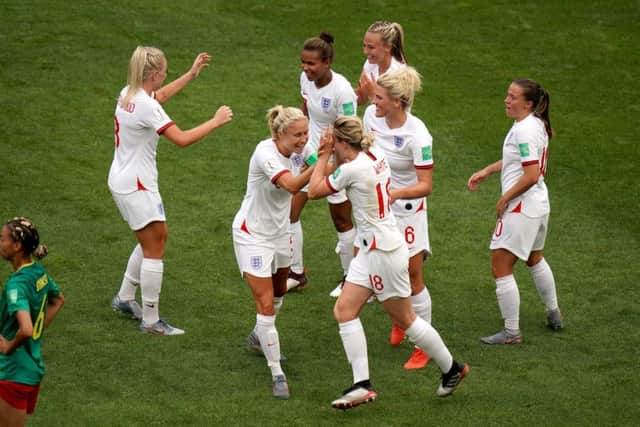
[190,52,212,79]
[213,105,233,128]
[467,170,487,192]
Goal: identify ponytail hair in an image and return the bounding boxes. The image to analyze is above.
[5,217,48,259]
[376,66,422,110]
[302,32,335,62]
[120,46,166,108]
[367,21,407,64]
[333,116,374,151]
[266,105,306,138]
[513,78,553,139]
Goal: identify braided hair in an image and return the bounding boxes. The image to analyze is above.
[5,217,48,259]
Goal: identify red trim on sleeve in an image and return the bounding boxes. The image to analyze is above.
[157,121,175,135]
[510,201,522,213]
[365,151,377,161]
[271,170,290,186]
[415,164,434,170]
[136,178,148,191]
[325,176,338,193]
[240,219,251,235]
[521,160,539,167]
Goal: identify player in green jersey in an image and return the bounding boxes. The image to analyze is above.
[0,217,64,426]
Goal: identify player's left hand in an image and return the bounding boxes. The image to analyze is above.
[190,52,212,79]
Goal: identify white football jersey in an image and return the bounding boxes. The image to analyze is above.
[232,138,294,239]
[300,70,357,151]
[327,146,403,252]
[362,57,405,81]
[501,113,550,218]
[108,87,174,194]
[363,105,433,216]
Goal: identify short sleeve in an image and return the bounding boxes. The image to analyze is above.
[513,126,540,166]
[47,275,61,298]
[336,83,357,117]
[255,145,290,185]
[5,281,29,315]
[141,99,174,135]
[327,164,352,193]
[411,131,434,170]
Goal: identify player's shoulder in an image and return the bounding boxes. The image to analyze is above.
[514,115,546,139]
[331,71,355,90]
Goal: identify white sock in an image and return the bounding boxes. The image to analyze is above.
[405,317,453,373]
[496,275,520,333]
[336,228,356,275]
[273,297,284,315]
[255,314,283,378]
[411,287,432,324]
[140,258,163,325]
[290,221,304,274]
[528,258,559,311]
[338,318,369,384]
[118,244,143,300]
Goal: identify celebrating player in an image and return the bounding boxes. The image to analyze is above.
[109,46,233,335]
[363,66,434,369]
[356,21,407,106]
[308,116,468,410]
[467,79,563,344]
[286,32,358,295]
[233,106,313,400]
[0,218,65,425]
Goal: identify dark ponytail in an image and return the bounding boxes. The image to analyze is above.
[513,79,552,139]
[5,217,48,259]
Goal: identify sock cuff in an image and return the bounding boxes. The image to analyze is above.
[338,318,363,334]
[338,228,356,242]
[256,313,275,326]
[527,258,548,273]
[405,316,426,337]
[141,258,163,273]
[410,287,429,304]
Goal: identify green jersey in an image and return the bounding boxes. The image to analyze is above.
[0,261,60,385]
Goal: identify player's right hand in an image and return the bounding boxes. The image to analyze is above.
[213,105,233,127]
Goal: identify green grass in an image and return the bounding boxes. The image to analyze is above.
[1,0,639,425]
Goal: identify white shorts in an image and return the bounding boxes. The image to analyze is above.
[232,228,291,278]
[396,211,430,257]
[346,244,411,302]
[112,190,166,231]
[490,212,549,261]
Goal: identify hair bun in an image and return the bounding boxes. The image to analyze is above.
[319,32,334,44]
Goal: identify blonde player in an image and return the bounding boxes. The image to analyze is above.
[363,66,435,370]
[468,79,563,344]
[308,116,467,410]
[356,21,407,106]
[109,46,233,335]
[233,106,313,399]
[287,32,358,294]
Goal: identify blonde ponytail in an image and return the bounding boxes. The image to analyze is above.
[120,46,165,108]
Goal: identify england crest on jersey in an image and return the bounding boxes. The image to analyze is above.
[250,256,263,270]
[394,136,404,148]
[291,154,304,168]
[321,97,331,112]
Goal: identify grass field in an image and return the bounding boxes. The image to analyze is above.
[1,1,639,425]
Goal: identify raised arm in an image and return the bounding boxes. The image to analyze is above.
[155,52,211,104]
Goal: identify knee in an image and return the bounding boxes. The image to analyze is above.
[333,301,355,323]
